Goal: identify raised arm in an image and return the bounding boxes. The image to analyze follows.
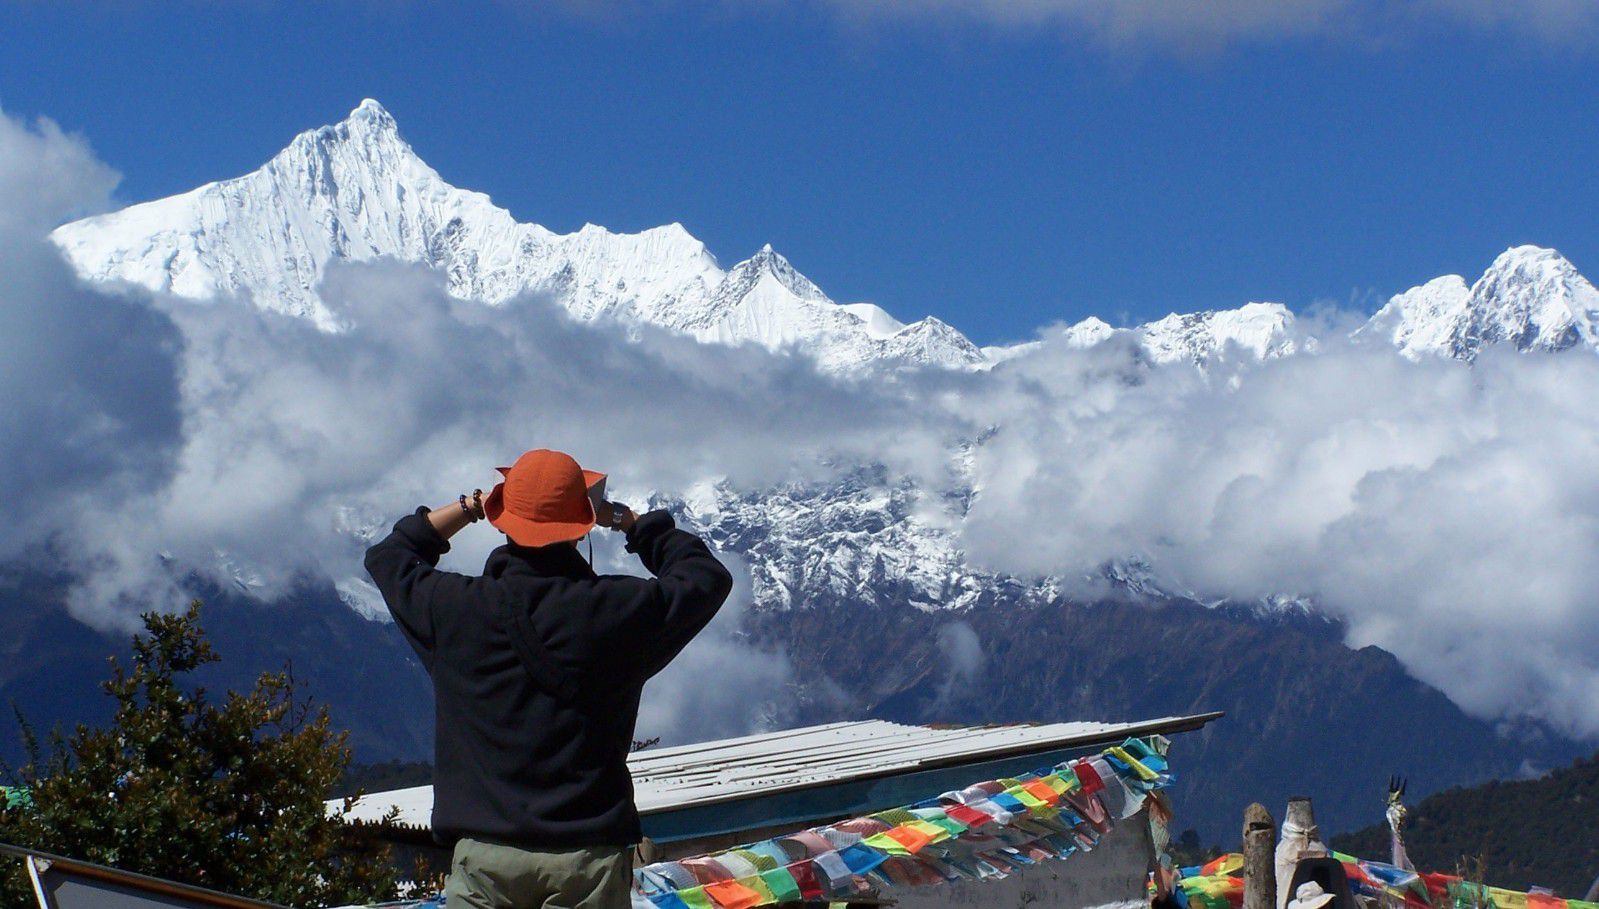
[362,494,486,665]
[620,509,735,679]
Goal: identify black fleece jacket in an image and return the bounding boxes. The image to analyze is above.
[363,508,733,848]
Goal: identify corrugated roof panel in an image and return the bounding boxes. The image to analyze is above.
[336,712,1220,829]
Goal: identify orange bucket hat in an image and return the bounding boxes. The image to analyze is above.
[484,449,606,548]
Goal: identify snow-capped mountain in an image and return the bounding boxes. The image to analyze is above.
[23,99,1599,845]
[53,99,1599,375]
[1135,301,1307,365]
[986,302,1308,368]
[981,305,1309,368]
[48,102,1599,640]
[998,248,1599,367]
[51,100,984,373]
[684,245,984,370]
[1360,245,1599,360]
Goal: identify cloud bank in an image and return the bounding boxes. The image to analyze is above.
[6,106,1599,743]
[810,0,1599,50]
[548,0,1598,50]
[38,254,961,643]
[0,111,182,569]
[959,331,1599,737]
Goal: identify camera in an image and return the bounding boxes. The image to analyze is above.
[586,477,630,530]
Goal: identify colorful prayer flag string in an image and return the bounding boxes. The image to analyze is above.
[632,735,1176,908]
[1163,852,1599,909]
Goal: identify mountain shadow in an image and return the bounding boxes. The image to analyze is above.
[1332,749,1599,897]
[744,594,1588,842]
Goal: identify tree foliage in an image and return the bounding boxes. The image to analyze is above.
[1332,751,1599,898]
[0,601,399,906]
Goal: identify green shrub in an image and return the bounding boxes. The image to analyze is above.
[0,601,399,907]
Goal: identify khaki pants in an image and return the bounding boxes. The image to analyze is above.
[444,837,633,909]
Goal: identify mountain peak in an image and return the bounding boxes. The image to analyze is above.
[47,102,981,372]
[285,99,404,151]
[1460,245,1598,357]
[722,246,827,303]
[882,315,988,368]
[265,99,423,209]
[1062,316,1117,348]
[1490,243,1569,269]
[1361,245,1599,360]
[351,98,392,120]
[1476,245,1584,293]
[1138,301,1301,365]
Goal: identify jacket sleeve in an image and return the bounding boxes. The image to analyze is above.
[624,510,735,679]
[363,506,472,667]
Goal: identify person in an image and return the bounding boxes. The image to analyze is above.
[364,448,734,909]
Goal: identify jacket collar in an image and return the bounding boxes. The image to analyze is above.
[484,540,596,581]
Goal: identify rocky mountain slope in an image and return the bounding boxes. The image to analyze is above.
[3,545,1577,843]
[1333,749,1599,896]
[745,588,1579,842]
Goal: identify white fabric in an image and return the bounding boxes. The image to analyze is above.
[1275,819,1327,909]
[811,849,853,886]
[1288,881,1336,909]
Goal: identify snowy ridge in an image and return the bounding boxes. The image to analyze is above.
[1360,246,1599,361]
[991,249,1599,367]
[51,100,983,372]
[51,99,1599,373]
[686,245,987,371]
[40,98,1599,643]
[1136,301,1307,365]
[984,302,1308,367]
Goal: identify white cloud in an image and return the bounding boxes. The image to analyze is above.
[630,551,801,744]
[0,110,182,577]
[6,104,1599,747]
[957,334,1599,738]
[32,244,959,638]
[807,0,1599,50]
[934,620,984,706]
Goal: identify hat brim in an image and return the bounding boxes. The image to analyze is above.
[1292,894,1335,909]
[496,466,607,491]
[484,483,596,547]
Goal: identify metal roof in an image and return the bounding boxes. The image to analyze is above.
[0,842,287,909]
[336,712,1221,831]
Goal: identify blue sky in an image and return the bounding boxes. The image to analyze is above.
[2,1,1596,344]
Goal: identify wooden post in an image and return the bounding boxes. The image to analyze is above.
[1243,803,1277,909]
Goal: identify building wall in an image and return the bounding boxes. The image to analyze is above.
[656,806,1154,909]
[889,809,1155,909]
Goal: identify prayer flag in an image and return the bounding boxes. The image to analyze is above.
[675,886,714,909]
[758,867,800,904]
[703,879,762,909]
